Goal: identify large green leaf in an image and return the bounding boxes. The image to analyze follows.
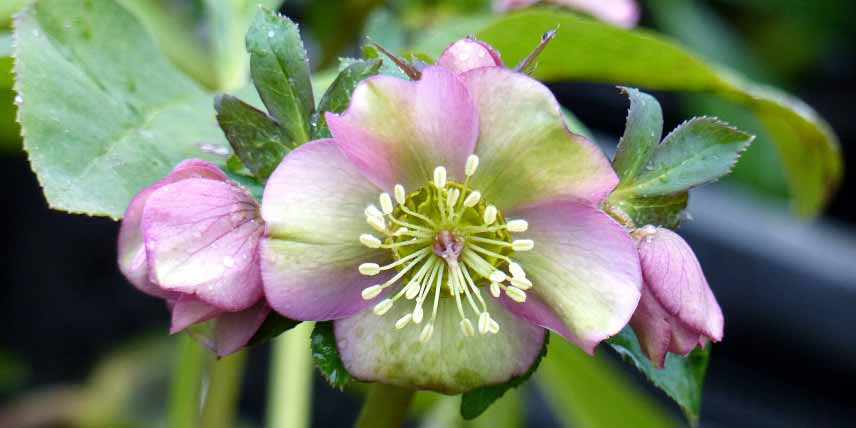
[117,0,283,91]
[414,9,841,216]
[608,327,710,426]
[537,334,675,428]
[247,8,314,145]
[14,0,229,218]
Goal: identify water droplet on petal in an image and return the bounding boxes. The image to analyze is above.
[267,30,275,38]
[223,256,235,268]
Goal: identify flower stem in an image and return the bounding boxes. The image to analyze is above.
[200,350,247,428]
[168,334,205,428]
[267,322,314,428]
[355,384,415,428]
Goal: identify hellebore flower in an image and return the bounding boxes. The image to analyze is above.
[118,159,269,357]
[260,38,642,393]
[629,226,724,368]
[495,0,640,28]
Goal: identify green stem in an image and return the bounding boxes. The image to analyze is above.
[267,322,314,428]
[168,334,205,428]
[200,350,247,428]
[355,384,415,428]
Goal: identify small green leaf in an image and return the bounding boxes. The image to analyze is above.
[459,332,549,420]
[606,192,688,229]
[246,8,314,145]
[619,117,754,197]
[612,87,663,181]
[14,0,229,218]
[608,327,710,427]
[215,94,291,179]
[247,314,300,347]
[311,58,382,139]
[310,321,352,390]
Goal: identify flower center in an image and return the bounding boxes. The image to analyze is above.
[356,155,535,342]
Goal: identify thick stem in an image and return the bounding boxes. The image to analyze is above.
[267,322,314,428]
[355,384,416,428]
[200,350,247,428]
[167,334,205,428]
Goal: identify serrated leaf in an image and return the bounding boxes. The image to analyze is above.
[608,327,710,427]
[311,58,382,139]
[14,0,229,219]
[613,87,663,181]
[459,332,549,420]
[616,117,754,197]
[215,94,291,179]
[247,8,313,145]
[413,9,842,216]
[310,321,352,390]
[247,313,300,348]
[606,192,688,229]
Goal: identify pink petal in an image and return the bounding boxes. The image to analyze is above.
[260,140,393,321]
[461,67,617,211]
[326,66,478,191]
[436,38,503,74]
[636,227,724,341]
[494,0,539,11]
[117,160,227,298]
[142,178,264,311]
[504,200,641,354]
[213,301,271,357]
[629,285,672,367]
[170,294,222,334]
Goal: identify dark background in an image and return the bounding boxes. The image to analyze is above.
[1,0,855,427]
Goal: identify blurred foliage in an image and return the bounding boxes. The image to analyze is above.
[537,334,675,428]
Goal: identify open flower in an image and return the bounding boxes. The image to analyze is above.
[118,159,269,357]
[629,226,724,368]
[260,38,642,393]
[495,0,640,28]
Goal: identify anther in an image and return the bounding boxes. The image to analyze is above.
[510,276,533,290]
[359,234,382,248]
[379,193,393,215]
[405,282,420,299]
[395,313,412,329]
[489,270,507,283]
[365,204,383,218]
[412,306,424,324]
[478,312,490,334]
[373,298,394,315]
[419,323,434,342]
[447,188,460,208]
[511,240,534,251]
[367,215,386,233]
[394,184,406,205]
[505,286,527,303]
[361,285,383,300]
[460,319,475,337]
[359,263,381,275]
[465,155,480,176]
[490,282,501,298]
[433,166,447,188]
[488,318,500,334]
[483,205,497,224]
[463,190,481,207]
[509,262,526,278]
[506,219,528,233]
